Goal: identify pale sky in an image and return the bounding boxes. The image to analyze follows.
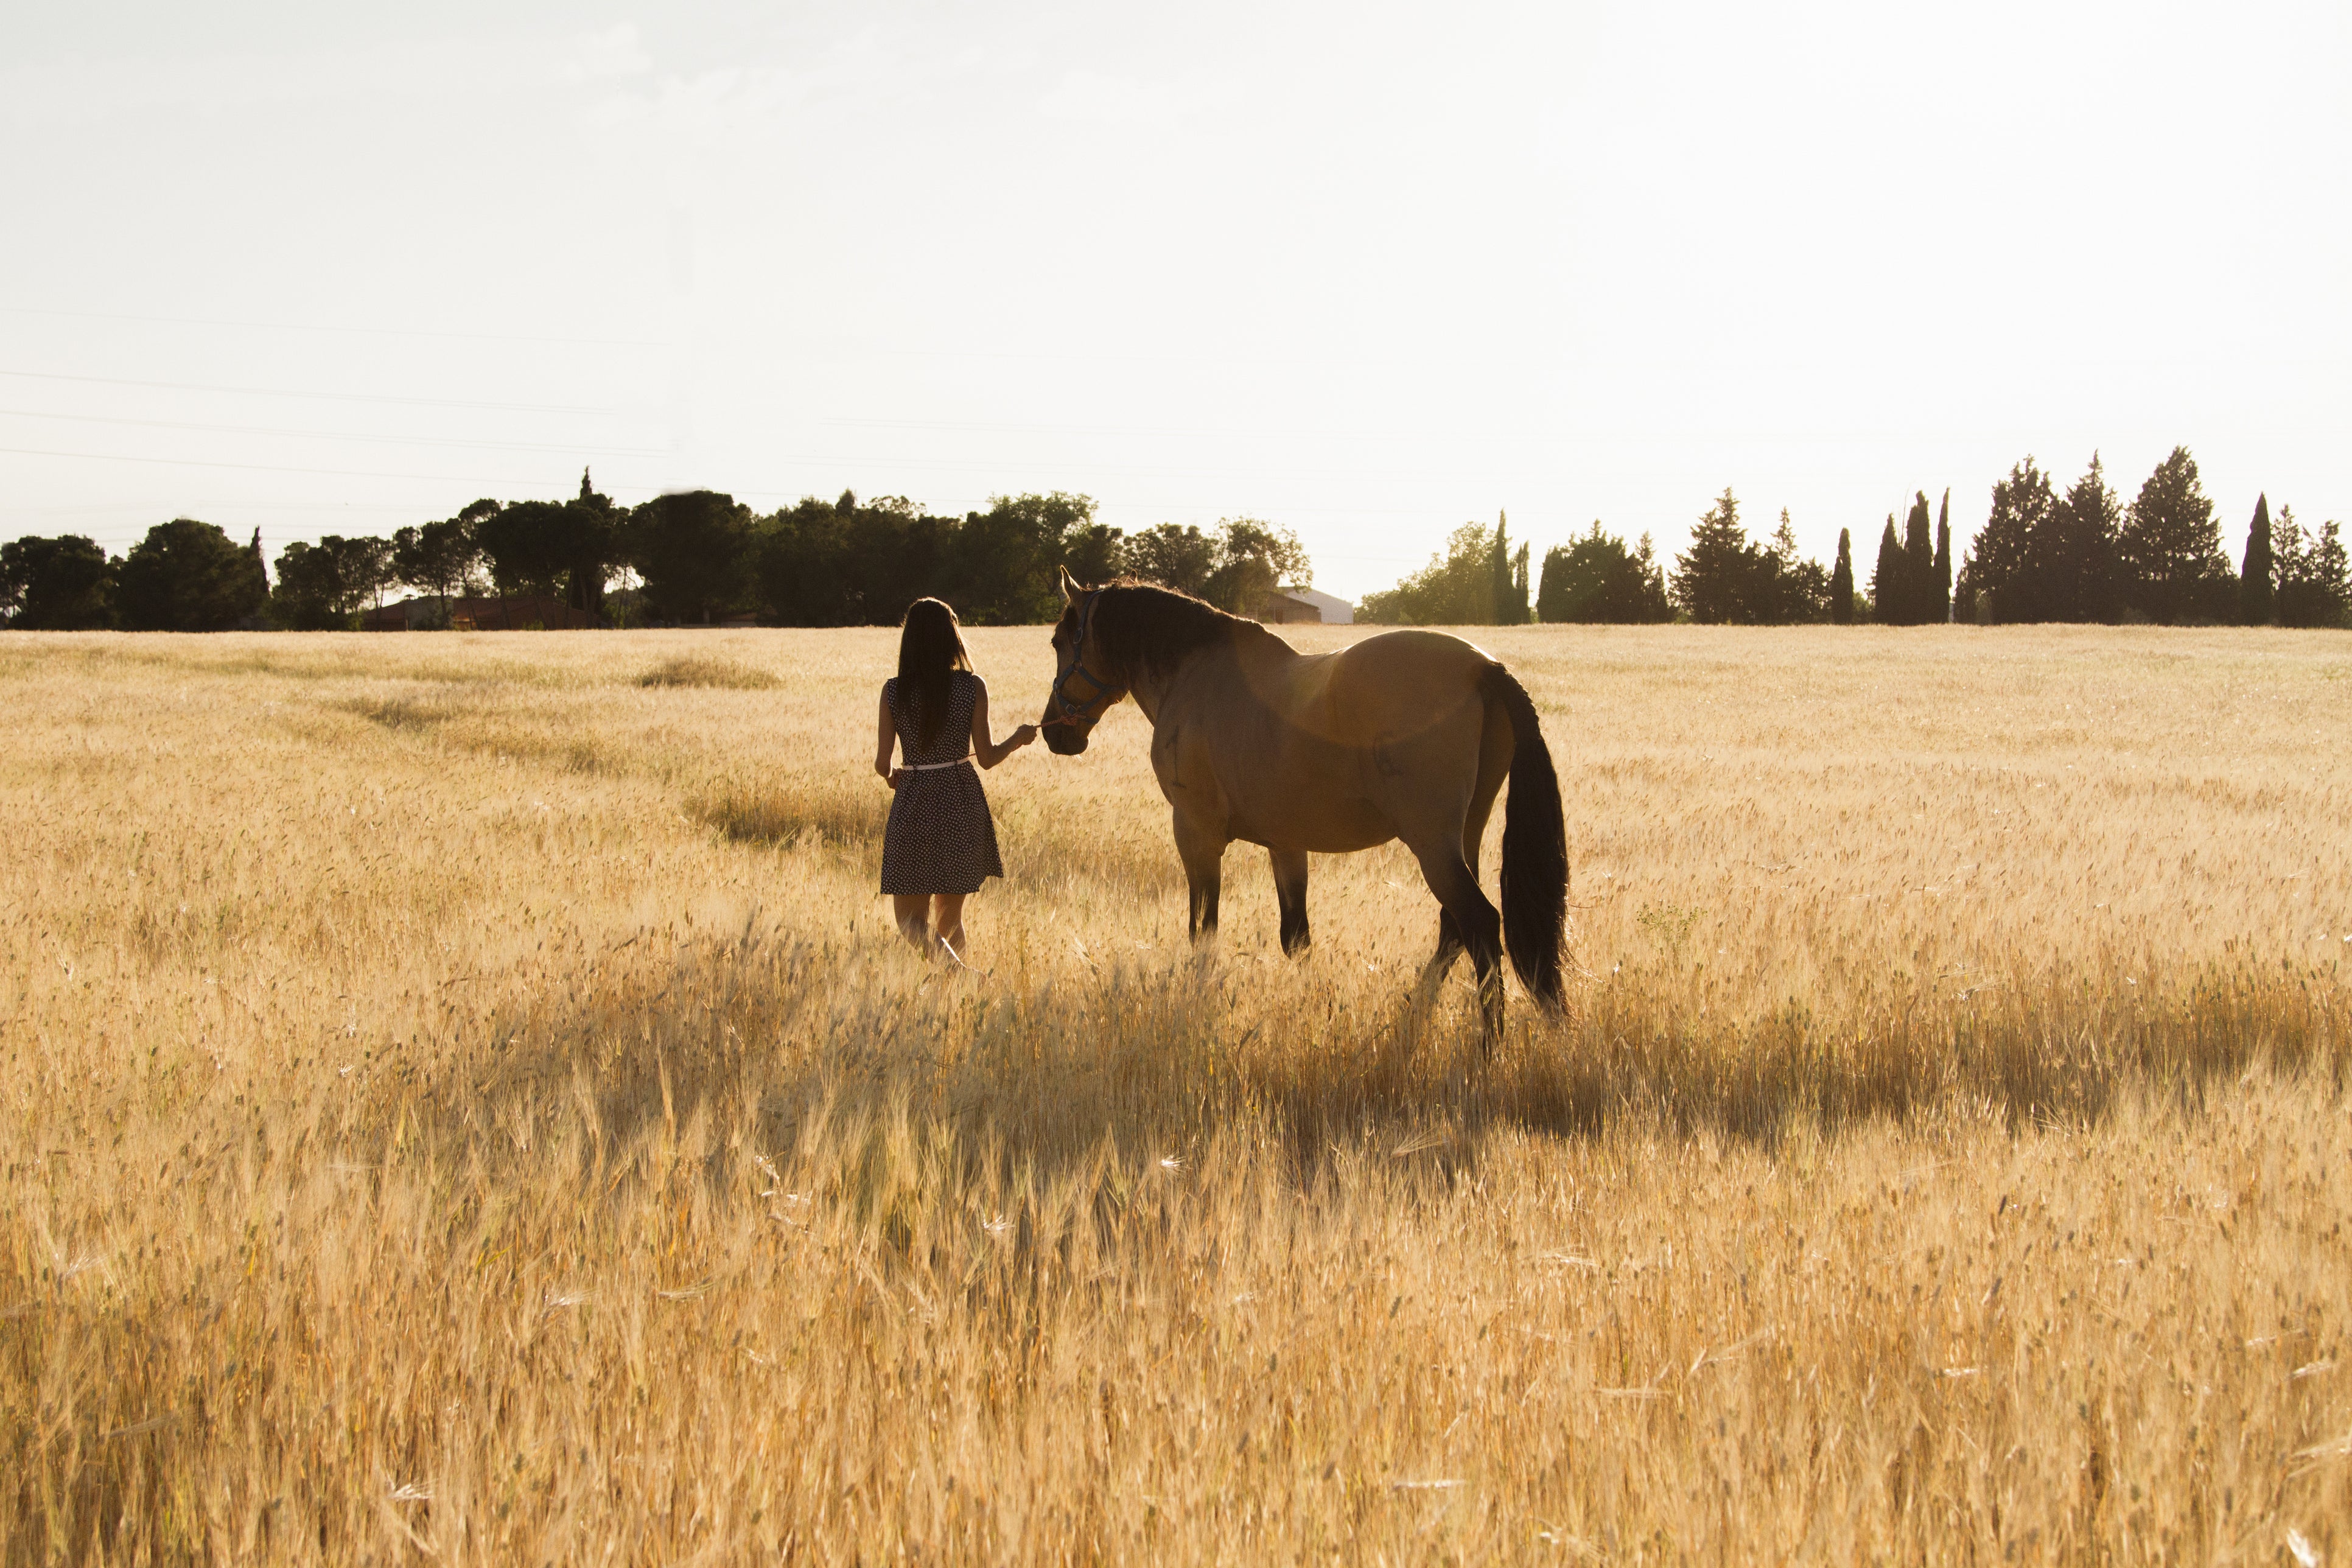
[4,0,2347,604]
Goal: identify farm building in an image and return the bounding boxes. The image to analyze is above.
[1257,587,1354,625]
[361,596,598,631]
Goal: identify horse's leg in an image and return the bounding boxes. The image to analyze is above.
[1404,749,1500,1004]
[1173,808,1225,942]
[1419,779,1500,990]
[1461,721,1507,873]
[1418,725,1507,990]
[1421,908,1466,992]
[1410,845,1506,1043]
[1420,688,1516,1035]
[1270,847,1310,956]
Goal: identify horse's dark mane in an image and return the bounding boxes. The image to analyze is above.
[1083,579,1285,684]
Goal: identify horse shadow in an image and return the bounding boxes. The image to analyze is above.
[413,901,2339,1219]
[415,918,1693,1213]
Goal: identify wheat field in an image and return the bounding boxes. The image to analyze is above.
[2,623,2347,1564]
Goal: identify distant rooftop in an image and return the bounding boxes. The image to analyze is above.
[1271,586,1354,625]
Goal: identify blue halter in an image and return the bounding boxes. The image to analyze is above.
[1047,589,1119,727]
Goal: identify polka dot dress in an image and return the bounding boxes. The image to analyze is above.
[879,671,1006,895]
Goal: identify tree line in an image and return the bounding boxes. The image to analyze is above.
[1956,449,2347,628]
[8,445,2342,633]
[0,472,1313,631]
[1361,496,1838,626]
[1362,445,2347,629]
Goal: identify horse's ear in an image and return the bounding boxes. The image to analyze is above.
[1059,564,1083,604]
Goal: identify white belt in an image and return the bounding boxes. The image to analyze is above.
[900,755,975,772]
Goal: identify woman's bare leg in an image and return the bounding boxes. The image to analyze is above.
[891,894,932,952]
[931,894,968,961]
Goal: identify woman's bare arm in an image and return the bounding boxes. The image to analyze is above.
[875,690,899,785]
[970,677,1038,769]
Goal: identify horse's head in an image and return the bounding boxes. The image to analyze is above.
[1042,566,1125,754]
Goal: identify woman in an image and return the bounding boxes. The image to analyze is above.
[875,598,1037,961]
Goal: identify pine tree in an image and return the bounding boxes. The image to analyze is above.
[1933,490,1952,623]
[2039,453,2121,622]
[2119,446,2233,622]
[1830,527,1854,624]
[2273,506,2308,621]
[1900,492,1933,626]
[1759,508,1833,624]
[0,535,116,629]
[2275,508,2351,628]
[2320,521,2352,626]
[1631,534,1669,620]
[1870,516,1903,623]
[1671,489,1752,624]
[1957,457,2056,623]
[2239,494,2274,625]
[1509,541,1531,624]
[115,519,269,632]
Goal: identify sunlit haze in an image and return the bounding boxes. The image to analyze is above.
[5,0,2346,603]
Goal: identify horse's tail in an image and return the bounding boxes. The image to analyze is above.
[1480,662,1567,1009]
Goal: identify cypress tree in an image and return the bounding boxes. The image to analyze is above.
[1487,511,1511,625]
[1902,492,1934,625]
[1870,516,1903,623]
[1933,490,1951,622]
[2240,494,2275,625]
[1830,527,1854,624]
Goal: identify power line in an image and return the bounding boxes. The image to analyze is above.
[0,407,661,457]
[0,445,1550,524]
[1,305,665,350]
[1,446,1558,530]
[0,441,1520,492]
[0,446,584,488]
[819,415,2023,447]
[0,366,629,416]
[14,499,447,517]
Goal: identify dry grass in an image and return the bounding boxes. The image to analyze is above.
[1,623,2347,1564]
[637,654,784,690]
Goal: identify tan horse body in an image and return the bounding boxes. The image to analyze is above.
[1041,570,1566,1029]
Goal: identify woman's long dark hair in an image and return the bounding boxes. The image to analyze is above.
[896,598,973,747]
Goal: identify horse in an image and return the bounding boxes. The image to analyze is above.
[1038,567,1567,1035]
